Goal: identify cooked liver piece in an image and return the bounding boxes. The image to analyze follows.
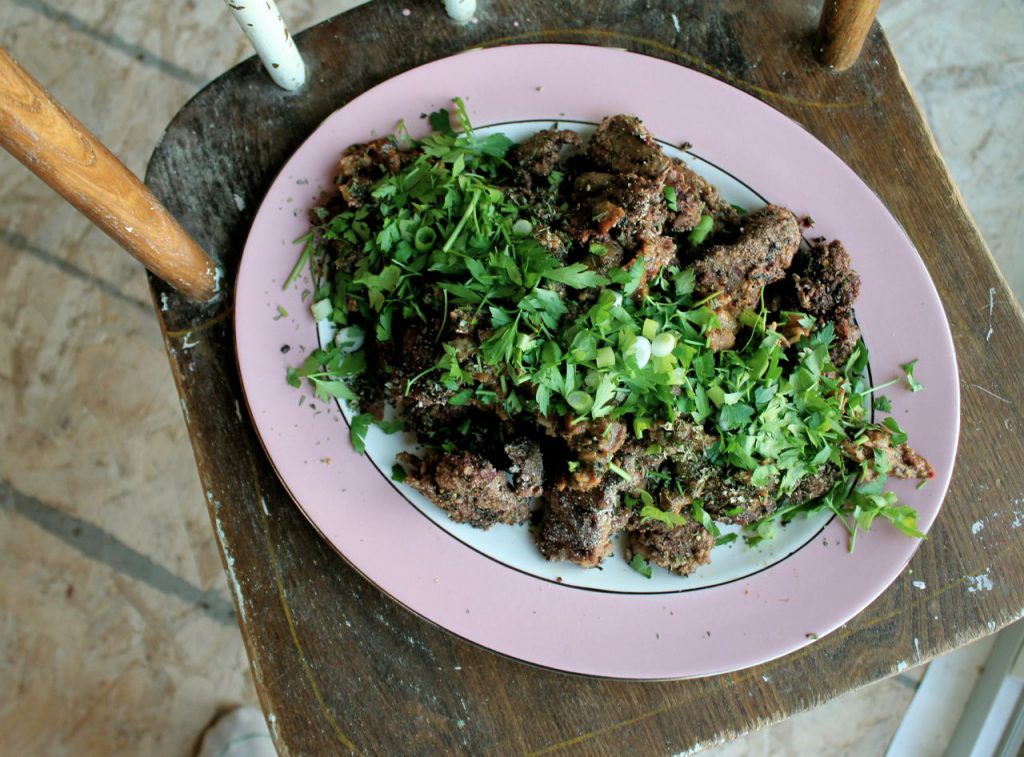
[686,468,777,526]
[692,204,802,350]
[586,115,670,179]
[335,137,405,207]
[790,239,862,364]
[398,450,530,528]
[626,489,715,576]
[505,439,545,498]
[693,204,802,310]
[509,128,581,179]
[538,485,626,567]
[664,158,739,233]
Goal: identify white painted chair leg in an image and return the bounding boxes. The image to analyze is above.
[225,0,305,91]
[444,0,477,23]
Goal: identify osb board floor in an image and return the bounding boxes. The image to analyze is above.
[0,1,1020,754]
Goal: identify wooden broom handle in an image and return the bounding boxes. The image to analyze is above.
[0,47,219,302]
[816,0,881,71]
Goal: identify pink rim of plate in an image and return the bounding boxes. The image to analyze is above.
[234,44,960,679]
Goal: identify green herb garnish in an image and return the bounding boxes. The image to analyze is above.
[688,214,714,245]
[349,413,374,454]
[629,554,653,578]
[663,185,678,212]
[901,359,924,392]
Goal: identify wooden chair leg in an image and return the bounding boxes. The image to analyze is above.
[816,0,881,71]
[444,0,477,23]
[0,48,220,301]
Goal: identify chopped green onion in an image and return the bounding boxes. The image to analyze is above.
[596,346,615,369]
[651,332,677,357]
[642,318,659,341]
[334,325,365,353]
[567,390,593,413]
[311,298,333,321]
[414,226,437,251]
[663,185,678,212]
[511,218,533,236]
[628,336,652,369]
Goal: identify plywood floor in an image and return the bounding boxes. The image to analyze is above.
[0,1,1020,754]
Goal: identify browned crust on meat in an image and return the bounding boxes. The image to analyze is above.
[504,439,545,498]
[842,429,935,481]
[587,115,670,179]
[509,128,581,180]
[664,158,739,233]
[790,239,862,364]
[538,486,627,567]
[627,515,715,576]
[691,205,801,350]
[335,137,406,207]
[398,450,530,528]
[686,469,777,526]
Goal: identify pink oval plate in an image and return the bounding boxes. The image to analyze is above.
[234,44,959,679]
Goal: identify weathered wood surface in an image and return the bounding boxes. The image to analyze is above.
[145,1,1024,754]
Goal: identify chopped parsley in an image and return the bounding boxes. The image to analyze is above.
[901,359,924,392]
[663,185,678,212]
[688,214,714,245]
[349,413,374,455]
[629,554,653,578]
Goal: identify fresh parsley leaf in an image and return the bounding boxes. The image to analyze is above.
[874,395,892,413]
[628,554,653,578]
[640,505,689,526]
[901,359,924,392]
[391,463,407,483]
[428,108,454,136]
[349,413,374,455]
[543,263,609,289]
[314,379,357,403]
[376,419,405,434]
[882,416,909,445]
[688,215,714,245]
[691,499,720,537]
[609,258,645,295]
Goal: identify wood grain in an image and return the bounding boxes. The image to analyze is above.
[816,0,881,70]
[144,1,1024,754]
[0,47,218,301]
